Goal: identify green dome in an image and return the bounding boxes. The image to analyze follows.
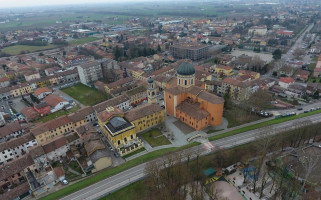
[177,62,195,76]
[148,77,154,83]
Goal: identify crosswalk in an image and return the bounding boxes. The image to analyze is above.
[203,141,215,150]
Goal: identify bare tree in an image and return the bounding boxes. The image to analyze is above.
[297,148,321,191]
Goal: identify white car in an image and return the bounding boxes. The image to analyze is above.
[62,180,68,185]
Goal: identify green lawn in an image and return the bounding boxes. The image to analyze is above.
[98,181,146,200]
[123,148,146,159]
[61,84,111,106]
[34,110,69,123]
[68,37,100,45]
[2,44,58,55]
[140,128,171,147]
[40,142,200,200]
[208,109,321,141]
[69,161,83,174]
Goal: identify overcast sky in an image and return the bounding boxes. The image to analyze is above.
[0,0,141,8]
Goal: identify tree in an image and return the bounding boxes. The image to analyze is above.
[297,148,321,191]
[113,46,122,61]
[272,49,282,60]
[294,48,305,59]
[157,44,161,52]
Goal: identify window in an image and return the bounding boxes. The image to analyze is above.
[185,80,187,85]
[191,79,193,84]
[124,137,127,142]
[169,95,171,99]
[212,117,214,121]
[131,135,134,139]
[118,140,121,145]
[179,79,181,84]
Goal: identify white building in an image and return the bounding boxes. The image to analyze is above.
[77,61,103,86]
[248,26,268,36]
[43,94,69,112]
[24,71,41,82]
[42,133,80,161]
[0,122,25,142]
[0,133,37,165]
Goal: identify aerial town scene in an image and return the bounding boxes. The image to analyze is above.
[0,0,320,199]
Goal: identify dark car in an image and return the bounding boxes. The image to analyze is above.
[297,107,303,110]
[114,152,120,158]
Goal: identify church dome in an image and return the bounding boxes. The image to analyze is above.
[148,77,154,83]
[177,62,195,76]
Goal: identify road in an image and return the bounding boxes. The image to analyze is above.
[60,112,321,200]
[282,23,314,62]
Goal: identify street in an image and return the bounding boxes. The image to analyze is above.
[60,112,321,200]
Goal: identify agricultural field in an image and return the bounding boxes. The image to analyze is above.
[1,44,58,55]
[61,83,111,106]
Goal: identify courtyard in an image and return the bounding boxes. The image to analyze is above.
[61,83,111,106]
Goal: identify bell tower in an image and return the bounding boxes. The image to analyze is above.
[147,77,157,104]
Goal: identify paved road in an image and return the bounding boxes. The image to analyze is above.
[60,112,321,200]
[282,23,314,62]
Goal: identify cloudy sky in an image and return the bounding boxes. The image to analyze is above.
[0,0,141,8]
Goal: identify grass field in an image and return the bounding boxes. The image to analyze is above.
[2,44,59,55]
[40,142,200,200]
[34,110,69,123]
[98,181,146,200]
[140,129,171,147]
[208,109,321,141]
[61,84,110,106]
[68,37,100,45]
[123,148,146,159]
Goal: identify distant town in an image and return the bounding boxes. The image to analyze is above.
[0,0,320,200]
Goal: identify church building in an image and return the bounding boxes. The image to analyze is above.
[164,62,224,130]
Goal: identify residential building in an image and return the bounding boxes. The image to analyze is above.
[222,78,251,101]
[93,94,130,113]
[21,107,40,122]
[0,77,10,88]
[214,65,234,77]
[296,70,310,82]
[0,155,34,200]
[238,70,260,80]
[126,85,147,106]
[34,103,51,116]
[165,63,224,130]
[30,115,73,144]
[43,94,69,112]
[169,43,210,61]
[83,131,112,173]
[77,61,103,86]
[34,87,52,99]
[279,77,295,89]
[42,133,80,161]
[0,134,37,165]
[125,103,165,133]
[24,71,40,81]
[69,106,96,127]
[0,122,25,142]
[105,77,134,94]
[248,25,267,36]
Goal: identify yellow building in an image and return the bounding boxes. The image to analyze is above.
[130,69,145,80]
[214,65,234,77]
[238,70,260,80]
[31,116,74,144]
[125,103,165,133]
[10,84,33,97]
[98,107,144,157]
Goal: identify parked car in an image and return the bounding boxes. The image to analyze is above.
[61,180,68,185]
[297,107,303,110]
[114,152,120,158]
